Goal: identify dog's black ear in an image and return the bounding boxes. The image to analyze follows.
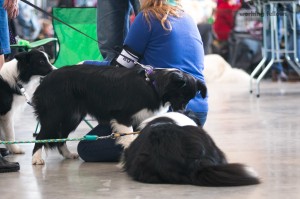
[36,46,45,52]
[155,71,186,99]
[197,80,207,99]
[14,51,29,62]
[170,72,186,88]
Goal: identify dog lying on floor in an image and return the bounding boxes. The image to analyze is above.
[31,64,207,165]
[0,50,54,154]
[123,111,260,186]
[203,54,252,84]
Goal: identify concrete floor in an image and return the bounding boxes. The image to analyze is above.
[1,80,300,199]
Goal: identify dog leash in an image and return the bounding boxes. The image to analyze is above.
[15,77,45,106]
[16,83,33,106]
[0,132,140,145]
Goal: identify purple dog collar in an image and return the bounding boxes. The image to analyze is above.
[145,67,153,76]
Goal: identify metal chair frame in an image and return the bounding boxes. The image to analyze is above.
[250,0,300,97]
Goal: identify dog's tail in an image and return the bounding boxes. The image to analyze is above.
[191,163,260,186]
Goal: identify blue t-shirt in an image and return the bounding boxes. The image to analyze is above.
[124,11,208,113]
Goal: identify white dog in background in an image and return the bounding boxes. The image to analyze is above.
[203,54,253,84]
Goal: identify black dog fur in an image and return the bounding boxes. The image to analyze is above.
[31,64,207,164]
[123,111,260,187]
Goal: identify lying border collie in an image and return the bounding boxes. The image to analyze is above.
[123,112,260,186]
[31,64,207,164]
[0,50,54,154]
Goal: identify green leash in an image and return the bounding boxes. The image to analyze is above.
[0,132,140,145]
[0,135,104,145]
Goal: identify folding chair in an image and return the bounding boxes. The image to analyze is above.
[10,38,58,62]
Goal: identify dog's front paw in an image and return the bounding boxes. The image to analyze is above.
[65,153,79,159]
[32,149,45,165]
[8,144,25,154]
[32,157,45,165]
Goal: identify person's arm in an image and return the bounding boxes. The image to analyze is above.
[3,0,19,19]
[113,13,152,68]
[124,13,152,56]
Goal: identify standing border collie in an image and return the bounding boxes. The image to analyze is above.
[31,64,207,165]
[0,50,54,154]
[123,112,260,186]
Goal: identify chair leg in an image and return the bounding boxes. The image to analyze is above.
[33,122,40,137]
[83,119,94,129]
[33,118,93,137]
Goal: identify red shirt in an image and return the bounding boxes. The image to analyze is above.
[213,2,240,41]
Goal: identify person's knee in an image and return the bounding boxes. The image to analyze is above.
[193,112,208,127]
[77,139,123,162]
[77,141,90,161]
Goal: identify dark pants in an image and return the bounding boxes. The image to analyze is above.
[97,0,140,61]
[77,124,123,162]
[197,23,213,55]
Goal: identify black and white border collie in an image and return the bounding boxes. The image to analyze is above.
[123,111,260,186]
[0,50,54,154]
[31,64,207,165]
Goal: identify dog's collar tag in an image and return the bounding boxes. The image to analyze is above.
[144,65,154,81]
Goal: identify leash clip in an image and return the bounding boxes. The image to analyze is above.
[134,61,154,81]
[110,133,122,139]
[18,84,33,106]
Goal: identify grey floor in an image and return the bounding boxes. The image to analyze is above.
[1,80,300,199]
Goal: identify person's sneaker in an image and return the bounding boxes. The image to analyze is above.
[272,71,288,82]
[279,71,288,81]
[0,155,20,173]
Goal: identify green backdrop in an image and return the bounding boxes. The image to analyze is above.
[52,7,103,68]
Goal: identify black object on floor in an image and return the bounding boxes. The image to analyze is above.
[0,148,10,157]
[0,154,20,173]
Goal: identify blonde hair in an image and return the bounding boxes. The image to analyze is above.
[140,0,183,31]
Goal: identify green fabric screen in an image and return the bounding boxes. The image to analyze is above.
[52,7,103,68]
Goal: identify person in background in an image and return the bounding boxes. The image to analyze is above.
[212,0,240,61]
[57,0,75,7]
[13,0,41,42]
[37,19,54,40]
[286,3,300,81]
[0,0,19,70]
[0,0,20,173]
[265,3,288,82]
[97,0,140,61]
[78,0,208,162]
[229,0,263,73]
[36,19,55,59]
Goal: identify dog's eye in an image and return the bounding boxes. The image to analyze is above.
[40,60,45,64]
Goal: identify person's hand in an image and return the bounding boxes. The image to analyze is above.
[3,0,19,19]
